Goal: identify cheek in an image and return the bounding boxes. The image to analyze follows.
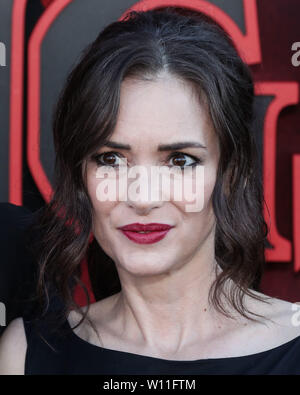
[86,174,118,255]
[177,172,216,245]
[171,166,216,213]
[87,172,117,219]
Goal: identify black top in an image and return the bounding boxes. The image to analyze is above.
[0,203,39,336]
[23,315,300,375]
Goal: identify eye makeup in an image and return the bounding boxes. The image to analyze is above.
[90,151,203,170]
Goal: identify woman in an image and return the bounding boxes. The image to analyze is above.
[1,8,299,375]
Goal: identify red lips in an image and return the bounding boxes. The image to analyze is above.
[118,223,173,232]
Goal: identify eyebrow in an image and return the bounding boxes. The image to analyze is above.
[103,141,207,151]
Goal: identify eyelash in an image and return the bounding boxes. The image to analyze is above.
[91,151,203,170]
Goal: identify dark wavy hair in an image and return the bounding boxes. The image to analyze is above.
[27,7,270,337]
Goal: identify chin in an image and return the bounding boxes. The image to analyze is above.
[118,257,172,277]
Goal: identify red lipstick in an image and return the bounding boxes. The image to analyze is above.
[118,223,174,244]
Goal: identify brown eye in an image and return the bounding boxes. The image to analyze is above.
[102,152,118,165]
[92,152,124,167]
[169,153,201,169]
[171,154,187,167]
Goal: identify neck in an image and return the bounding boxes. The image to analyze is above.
[112,256,229,356]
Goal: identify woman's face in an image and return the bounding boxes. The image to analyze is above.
[85,73,220,277]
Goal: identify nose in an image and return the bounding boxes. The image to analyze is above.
[124,165,164,215]
[127,199,163,216]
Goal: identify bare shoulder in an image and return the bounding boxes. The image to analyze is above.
[243,290,300,343]
[0,318,27,375]
[203,290,300,358]
[68,292,121,340]
[247,290,299,320]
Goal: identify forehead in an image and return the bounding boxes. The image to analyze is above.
[112,74,216,149]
